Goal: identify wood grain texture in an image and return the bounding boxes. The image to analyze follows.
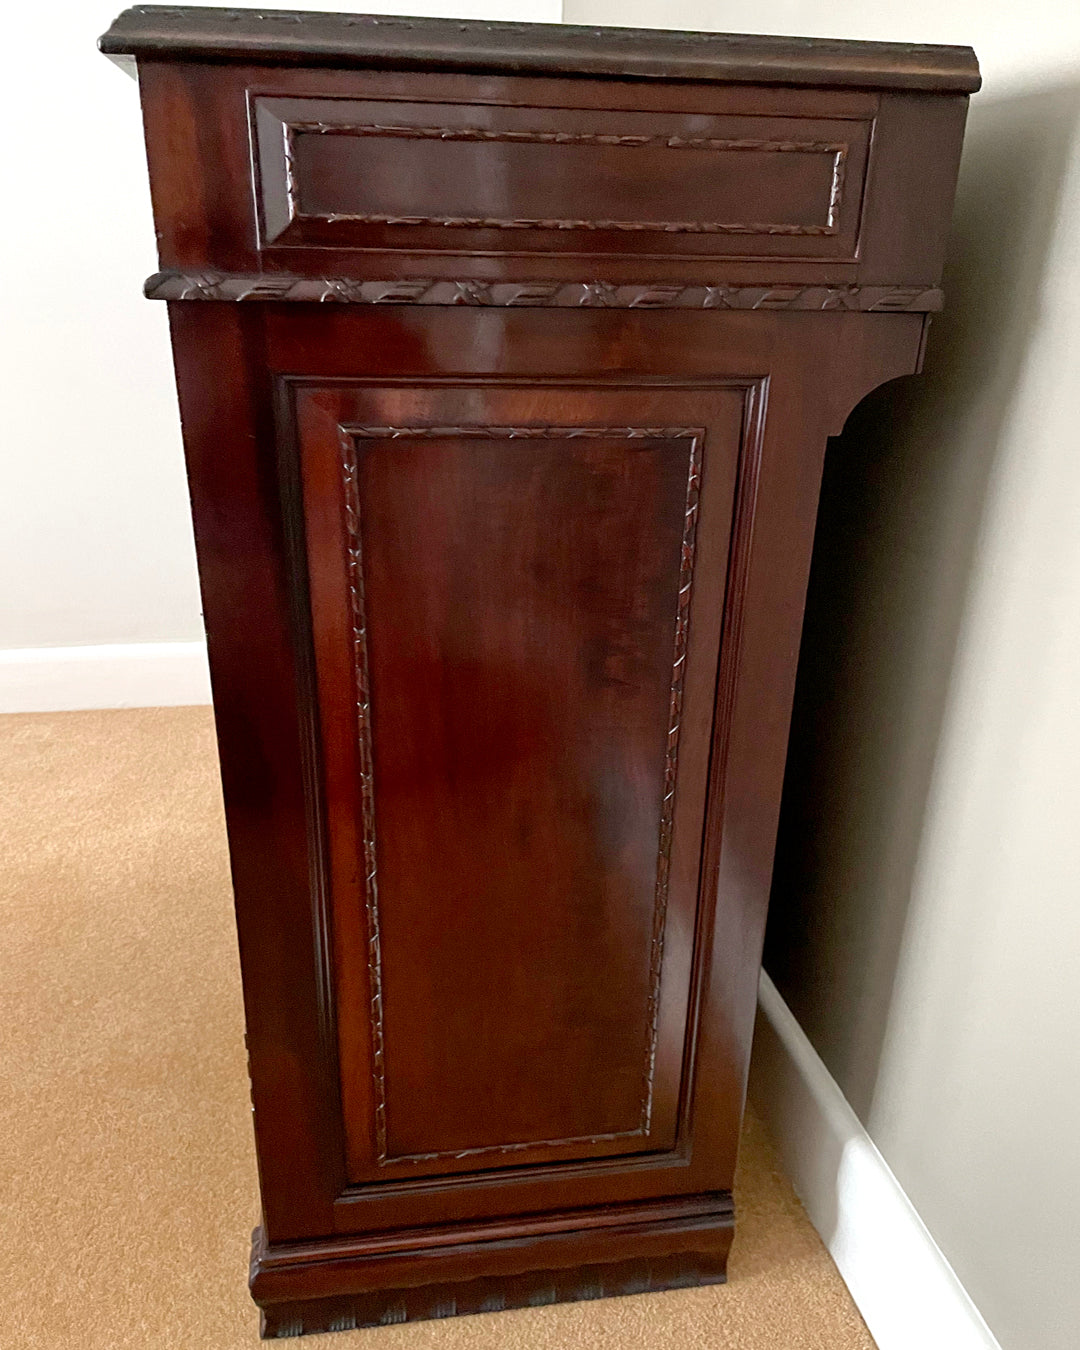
[250,92,871,259]
[334,423,704,1168]
[262,104,853,241]
[161,300,930,1301]
[108,8,972,1338]
[132,60,969,284]
[290,377,748,1190]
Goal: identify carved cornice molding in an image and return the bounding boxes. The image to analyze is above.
[144,271,944,312]
[100,9,982,94]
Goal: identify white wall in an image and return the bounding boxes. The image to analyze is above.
[561,2,1080,1349]
[3,4,202,653]
[0,0,557,708]
[562,0,1080,98]
[854,101,1080,1350]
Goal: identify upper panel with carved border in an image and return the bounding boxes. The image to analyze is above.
[253,95,871,263]
[132,60,969,290]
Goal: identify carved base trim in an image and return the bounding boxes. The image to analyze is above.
[144,270,944,312]
[258,1253,728,1337]
[257,1249,730,1339]
[251,1195,734,1338]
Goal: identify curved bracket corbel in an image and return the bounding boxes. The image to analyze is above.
[824,311,933,438]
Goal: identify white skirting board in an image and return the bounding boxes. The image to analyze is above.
[0,642,212,712]
[751,971,1001,1350]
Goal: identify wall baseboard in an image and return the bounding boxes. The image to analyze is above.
[0,642,212,712]
[751,972,1001,1350]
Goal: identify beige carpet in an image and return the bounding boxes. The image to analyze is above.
[0,708,875,1349]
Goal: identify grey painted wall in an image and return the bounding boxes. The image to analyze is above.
[764,81,1080,1350]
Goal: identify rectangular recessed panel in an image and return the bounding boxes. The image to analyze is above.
[356,428,693,1162]
[294,130,839,231]
[255,97,870,260]
[293,380,747,1190]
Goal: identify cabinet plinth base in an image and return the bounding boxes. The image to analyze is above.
[251,1199,734,1339]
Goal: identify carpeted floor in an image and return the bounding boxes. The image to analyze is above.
[0,708,875,1349]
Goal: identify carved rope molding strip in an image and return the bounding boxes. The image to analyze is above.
[144,272,945,311]
[281,122,847,236]
[339,423,703,1166]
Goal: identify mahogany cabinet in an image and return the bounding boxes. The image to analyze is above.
[100,7,978,1338]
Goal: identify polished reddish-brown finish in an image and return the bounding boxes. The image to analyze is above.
[253,94,871,260]
[102,6,975,1339]
[134,56,968,288]
[295,381,745,1189]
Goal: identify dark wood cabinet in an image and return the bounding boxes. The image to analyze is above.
[101,7,977,1338]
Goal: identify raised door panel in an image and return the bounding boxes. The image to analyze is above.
[289,380,751,1201]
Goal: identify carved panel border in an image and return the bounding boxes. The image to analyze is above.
[281,120,847,236]
[145,270,945,311]
[338,423,704,1166]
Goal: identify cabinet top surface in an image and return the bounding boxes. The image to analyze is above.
[100,5,980,92]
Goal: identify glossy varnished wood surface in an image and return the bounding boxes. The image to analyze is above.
[133,59,969,291]
[293,380,744,1189]
[165,303,928,1242]
[103,6,974,1337]
[253,93,871,260]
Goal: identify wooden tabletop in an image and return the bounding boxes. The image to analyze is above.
[99,6,981,92]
